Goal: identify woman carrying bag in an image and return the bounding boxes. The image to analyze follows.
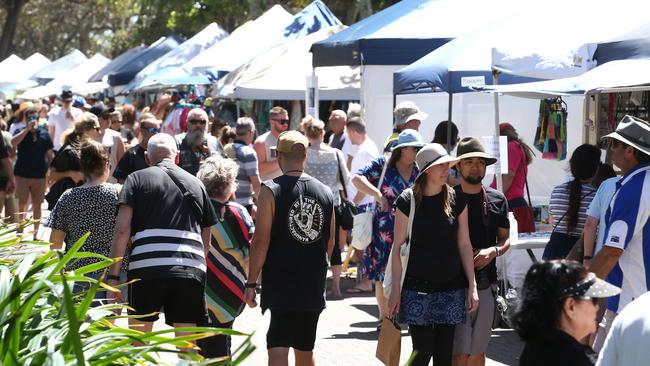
[352,129,424,325]
[387,143,478,366]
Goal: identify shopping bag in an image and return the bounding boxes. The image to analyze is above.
[351,211,373,250]
[376,317,401,366]
[383,189,414,299]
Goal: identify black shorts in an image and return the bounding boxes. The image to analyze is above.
[0,178,7,191]
[267,309,321,351]
[330,218,342,266]
[128,277,207,326]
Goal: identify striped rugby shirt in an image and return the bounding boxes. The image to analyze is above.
[549,181,596,236]
[604,162,650,313]
[120,160,217,283]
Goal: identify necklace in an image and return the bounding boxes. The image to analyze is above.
[285,170,304,175]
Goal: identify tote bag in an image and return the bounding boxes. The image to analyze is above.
[351,161,388,250]
[383,188,414,299]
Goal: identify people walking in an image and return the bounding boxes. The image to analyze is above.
[254,106,289,181]
[47,91,82,151]
[452,137,511,366]
[245,131,334,366]
[112,113,160,183]
[384,101,427,152]
[387,143,478,366]
[352,129,424,322]
[228,117,261,215]
[174,108,220,175]
[106,133,217,349]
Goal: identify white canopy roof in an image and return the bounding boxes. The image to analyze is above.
[129,22,228,90]
[184,5,293,75]
[30,49,88,82]
[491,0,650,79]
[215,25,359,100]
[476,59,650,98]
[19,54,110,99]
[0,55,25,84]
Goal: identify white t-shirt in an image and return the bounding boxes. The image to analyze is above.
[47,106,82,150]
[348,137,379,207]
[596,292,650,366]
[342,137,359,161]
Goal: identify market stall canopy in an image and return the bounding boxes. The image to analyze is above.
[393,14,539,95]
[491,0,650,80]
[30,49,88,84]
[18,54,110,100]
[127,22,229,91]
[88,46,145,83]
[310,0,508,67]
[593,20,650,65]
[0,55,25,84]
[71,81,110,96]
[105,35,183,86]
[474,59,650,98]
[215,25,359,101]
[186,0,340,77]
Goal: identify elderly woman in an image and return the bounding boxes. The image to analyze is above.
[512,260,621,365]
[352,129,425,325]
[46,140,120,299]
[197,156,254,359]
[301,115,350,299]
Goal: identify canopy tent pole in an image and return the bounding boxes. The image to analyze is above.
[582,93,591,144]
[493,71,503,192]
[236,100,241,119]
[447,91,453,152]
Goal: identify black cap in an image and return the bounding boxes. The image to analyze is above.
[61,90,73,102]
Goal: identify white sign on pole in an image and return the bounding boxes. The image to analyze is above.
[305,74,319,120]
[480,136,508,175]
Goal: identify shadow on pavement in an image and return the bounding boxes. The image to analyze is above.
[487,328,523,365]
[351,304,379,319]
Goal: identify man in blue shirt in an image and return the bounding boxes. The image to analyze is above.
[591,115,650,349]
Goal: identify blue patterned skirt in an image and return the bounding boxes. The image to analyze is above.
[398,288,466,325]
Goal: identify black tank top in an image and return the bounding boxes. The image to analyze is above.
[260,174,334,312]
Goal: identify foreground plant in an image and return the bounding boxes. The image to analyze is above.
[0,221,254,365]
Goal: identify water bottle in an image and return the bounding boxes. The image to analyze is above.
[508,212,518,245]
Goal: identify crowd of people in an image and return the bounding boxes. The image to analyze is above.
[1,89,650,366]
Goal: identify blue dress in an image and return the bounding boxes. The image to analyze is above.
[358,156,418,282]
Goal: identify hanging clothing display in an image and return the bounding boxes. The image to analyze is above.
[535,97,568,161]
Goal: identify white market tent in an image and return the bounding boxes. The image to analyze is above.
[30,49,88,84]
[127,22,229,91]
[491,0,650,80]
[183,5,294,75]
[0,55,25,84]
[215,25,359,101]
[18,54,110,100]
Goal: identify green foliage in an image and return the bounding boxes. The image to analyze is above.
[0,220,254,365]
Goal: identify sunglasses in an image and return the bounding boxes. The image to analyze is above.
[273,118,289,125]
[188,119,207,125]
[142,126,160,133]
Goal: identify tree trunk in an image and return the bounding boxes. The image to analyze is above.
[345,2,360,25]
[0,0,28,59]
[358,0,373,19]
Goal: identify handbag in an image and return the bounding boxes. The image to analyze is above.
[334,151,357,230]
[350,159,388,251]
[376,316,401,366]
[542,188,595,260]
[383,188,414,299]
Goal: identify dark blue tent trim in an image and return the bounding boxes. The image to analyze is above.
[394,69,540,95]
[312,38,451,67]
[88,46,145,83]
[594,37,650,65]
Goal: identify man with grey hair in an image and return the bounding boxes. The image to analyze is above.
[327,109,347,150]
[230,117,261,214]
[107,132,217,347]
[175,108,221,175]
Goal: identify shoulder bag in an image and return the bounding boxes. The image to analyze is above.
[334,151,357,230]
[351,158,388,251]
[383,188,414,299]
[158,165,204,224]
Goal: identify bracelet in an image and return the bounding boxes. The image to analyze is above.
[494,246,500,257]
[245,282,258,289]
[106,274,121,281]
[583,255,593,260]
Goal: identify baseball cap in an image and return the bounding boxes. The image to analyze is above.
[61,90,73,102]
[276,131,308,153]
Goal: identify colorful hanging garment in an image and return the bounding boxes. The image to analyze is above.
[534,97,568,161]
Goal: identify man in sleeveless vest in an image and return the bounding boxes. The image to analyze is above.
[246,131,335,366]
[254,106,289,182]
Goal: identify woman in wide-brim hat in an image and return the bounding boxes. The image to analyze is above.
[387,143,479,366]
[351,129,425,324]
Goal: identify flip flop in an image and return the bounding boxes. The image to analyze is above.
[345,286,372,294]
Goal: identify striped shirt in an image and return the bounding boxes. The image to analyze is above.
[206,200,254,323]
[549,181,596,236]
[232,141,259,206]
[603,163,650,313]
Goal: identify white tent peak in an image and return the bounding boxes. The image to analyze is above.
[31,49,88,82]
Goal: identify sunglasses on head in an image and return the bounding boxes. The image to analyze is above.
[142,126,160,134]
[273,118,289,125]
[188,119,207,125]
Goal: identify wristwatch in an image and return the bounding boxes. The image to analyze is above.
[245,282,258,289]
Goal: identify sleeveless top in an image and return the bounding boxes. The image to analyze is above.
[260,174,334,311]
[259,131,282,181]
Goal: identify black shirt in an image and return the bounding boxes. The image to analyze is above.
[260,174,334,312]
[395,188,468,291]
[519,330,597,366]
[120,160,217,284]
[113,144,147,181]
[454,185,509,283]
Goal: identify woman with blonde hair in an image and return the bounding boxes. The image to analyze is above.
[301,115,350,299]
[46,112,101,209]
[387,143,478,366]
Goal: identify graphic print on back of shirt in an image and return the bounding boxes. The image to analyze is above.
[288,194,324,244]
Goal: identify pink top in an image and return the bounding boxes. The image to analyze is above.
[491,140,527,201]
